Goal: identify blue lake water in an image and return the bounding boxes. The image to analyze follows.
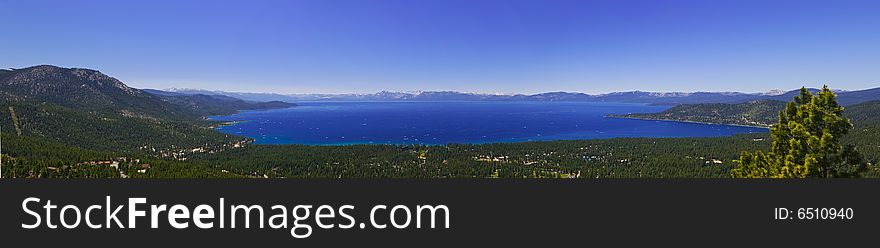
[210,101,767,145]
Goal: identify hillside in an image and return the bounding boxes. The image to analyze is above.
[843,101,880,166]
[143,89,295,116]
[0,65,246,153]
[612,100,787,127]
[613,99,880,128]
[1,65,196,121]
[611,100,880,165]
[840,100,880,126]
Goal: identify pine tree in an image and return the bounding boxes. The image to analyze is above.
[731,86,866,178]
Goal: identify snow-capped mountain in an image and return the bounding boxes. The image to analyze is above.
[155,87,880,106]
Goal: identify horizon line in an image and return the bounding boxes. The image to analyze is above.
[6,64,878,96]
[152,86,873,97]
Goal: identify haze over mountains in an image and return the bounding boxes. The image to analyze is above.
[162,86,880,106]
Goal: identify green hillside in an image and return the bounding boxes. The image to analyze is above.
[612,99,787,127]
[610,99,880,166]
[158,94,294,116]
[1,66,196,121]
[842,101,880,167]
[1,66,244,154]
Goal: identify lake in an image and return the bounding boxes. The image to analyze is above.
[210,101,767,145]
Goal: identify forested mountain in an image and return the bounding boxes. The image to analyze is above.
[614,99,880,128]
[841,100,880,126]
[1,65,195,121]
[0,65,274,178]
[843,101,880,166]
[611,100,880,167]
[164,86,880,105]
[0,65,253,153]
[612,100,788,127]
[143,89,295,116]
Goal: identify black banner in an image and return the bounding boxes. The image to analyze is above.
[0,179,876,246]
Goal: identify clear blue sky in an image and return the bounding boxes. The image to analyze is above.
[1,0,879,94]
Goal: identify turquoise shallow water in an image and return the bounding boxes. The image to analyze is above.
[210,101,767,145]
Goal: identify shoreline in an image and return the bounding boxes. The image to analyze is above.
[206,104,770,146]
[606,115,771,129]
[209,120,247,129]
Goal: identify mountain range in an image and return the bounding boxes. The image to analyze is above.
[0,65,292,153]
[142,89,294,116]
[162,86,880,106]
